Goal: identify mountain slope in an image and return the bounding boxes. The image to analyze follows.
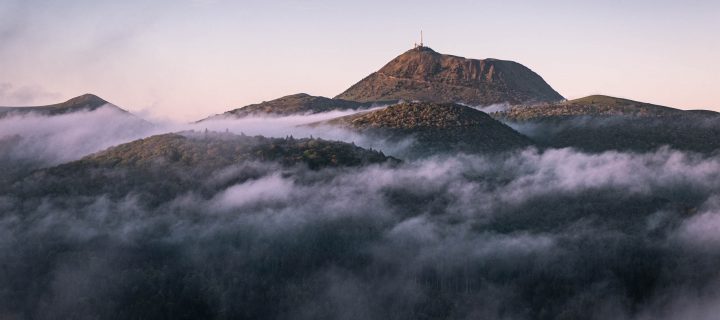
[0,94,126,117]
[320,102,533,155]
[200,93,392,121]
[493,95,720,152]
[336,46,563,105]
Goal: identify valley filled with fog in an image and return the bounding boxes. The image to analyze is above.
[2,106,720,319]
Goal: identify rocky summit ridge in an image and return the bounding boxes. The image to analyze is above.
[336,46,563,106]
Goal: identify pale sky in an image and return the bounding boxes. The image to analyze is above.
[1,0,718,121]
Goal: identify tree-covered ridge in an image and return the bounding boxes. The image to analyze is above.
[82,131,393,169]
[330,102,502,129]
[491,95,720,153]
[321,102,533,155]
[7,132,395,204]
[495,95,716,121]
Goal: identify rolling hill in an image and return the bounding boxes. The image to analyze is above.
[11,131,396,204]
[318,101,533,155]
[0,94,127,117]
[494,95,720,152]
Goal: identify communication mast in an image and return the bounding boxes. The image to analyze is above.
[414,30,424,49]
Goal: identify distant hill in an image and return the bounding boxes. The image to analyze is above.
[0,93,152,184]
[318,102,533,155]
[335,46,563,105]
[199,93,394,121]
[496,95,698,120]
[80,131,394,169]
[0,94,127,117]
[12,132,395,204]
[493,95,720,153]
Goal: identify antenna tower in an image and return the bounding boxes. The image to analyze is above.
[415,30,424,49]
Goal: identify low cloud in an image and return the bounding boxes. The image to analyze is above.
[0,105,414,181]
[3,107,720,319]
[0,106,159,168]
[0,82,61,106]
[461,102,511,113]
[212,173,293,209]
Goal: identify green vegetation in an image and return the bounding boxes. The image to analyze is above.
[85,131,392,169]
[493,95,720,153]
[332,102,498,129]
[495,95,688,121]
[10,131,395,205]
[322,102,533,155]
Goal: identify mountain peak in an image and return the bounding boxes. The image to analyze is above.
[336,48,563,105]
[285,93,312,98]
[406,46,439,54]
[566,95,646,107]
[57,93,110,110]
[0,93,127,118]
